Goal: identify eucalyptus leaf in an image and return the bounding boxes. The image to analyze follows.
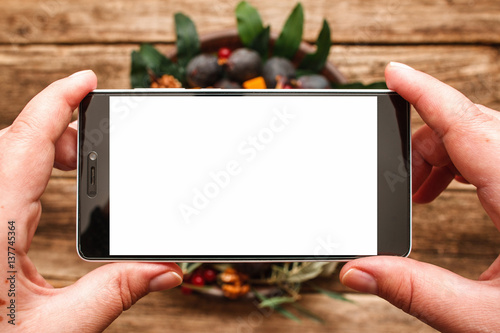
[274,306,301,322]
[273,3,304,59]
[180,262,202,275]
[259,296,296,308]
[299,19,331,72]
[236,1,264,46]
[319,262,338,277]
[211,263,231,272]
[130,50,151,88]
[249,26,270,59]
[289,262,329,283]
[286,268,324,283]
[270,262,329,283]
[175,12,200,67]
[253,289,301,322]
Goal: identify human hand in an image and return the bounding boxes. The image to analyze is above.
[0,71,182,332]
[340,62,500,332]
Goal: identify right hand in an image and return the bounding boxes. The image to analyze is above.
[340,62,500,333]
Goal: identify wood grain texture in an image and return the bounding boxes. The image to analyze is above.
[1,0,499,45]
[105,292,437,333]
[0,44,499,127]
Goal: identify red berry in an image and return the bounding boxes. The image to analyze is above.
[282,84,293,89]
[203,269,217,283]
[181,286,192,295]
[191,274,205,286]
[218,47,231,59]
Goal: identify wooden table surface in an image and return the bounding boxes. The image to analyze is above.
[1,0,500,332]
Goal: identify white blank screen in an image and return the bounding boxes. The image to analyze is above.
[109,95,377,256]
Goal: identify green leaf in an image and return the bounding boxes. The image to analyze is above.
[236,1,264,46]
[138,43,186,86]
[175,12,200,67]
[259,296,296,308]
[295,68,317,77]
[130,50,150,88]
[138,43,169,74]
[179,262,202,275]
[249,26,270,59]
[273,3,304,59]
[299,19,331,72]
[308,283,354,303]
[274,306,301,322]
[331,81,388,89]
[286,262,328,283]
[253,289,301,322]
[363,81,388,89]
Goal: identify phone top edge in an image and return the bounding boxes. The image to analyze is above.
[75,257,374,263]
[88,88,395,94]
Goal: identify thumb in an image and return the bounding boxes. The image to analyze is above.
[44,263,182,332]
[340,257,493,332]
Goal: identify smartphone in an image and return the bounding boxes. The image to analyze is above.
[77,89,411,261]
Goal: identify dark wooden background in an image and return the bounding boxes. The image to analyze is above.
[1,0,500,331]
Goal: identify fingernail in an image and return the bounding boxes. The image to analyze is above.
[69,69,93,78]
[389,62,415,71]
[149,271,183,292]
[341,268,378,294]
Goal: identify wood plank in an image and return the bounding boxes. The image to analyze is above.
[1,44,499,127]
[105,292,437,333]
[1,0,499,45]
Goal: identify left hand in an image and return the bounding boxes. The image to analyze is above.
[0,70,182,332]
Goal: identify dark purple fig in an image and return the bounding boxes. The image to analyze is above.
[226,48,262,83]
[186,54,223,87]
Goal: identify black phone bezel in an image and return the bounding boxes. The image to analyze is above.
[77,89,411,261]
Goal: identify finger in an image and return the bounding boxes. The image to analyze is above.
[0,71,97,254]
[32,263,183,332]
[454,175,470,184]
[11,70,96,146]
[479,254,500,281]
[340,257,500,332]
[412,165,455,203]
[54,125,77,171]
[1,70,97,203]
[386,62,500,225]
[476,104,500,120]
[412,124,450,195]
